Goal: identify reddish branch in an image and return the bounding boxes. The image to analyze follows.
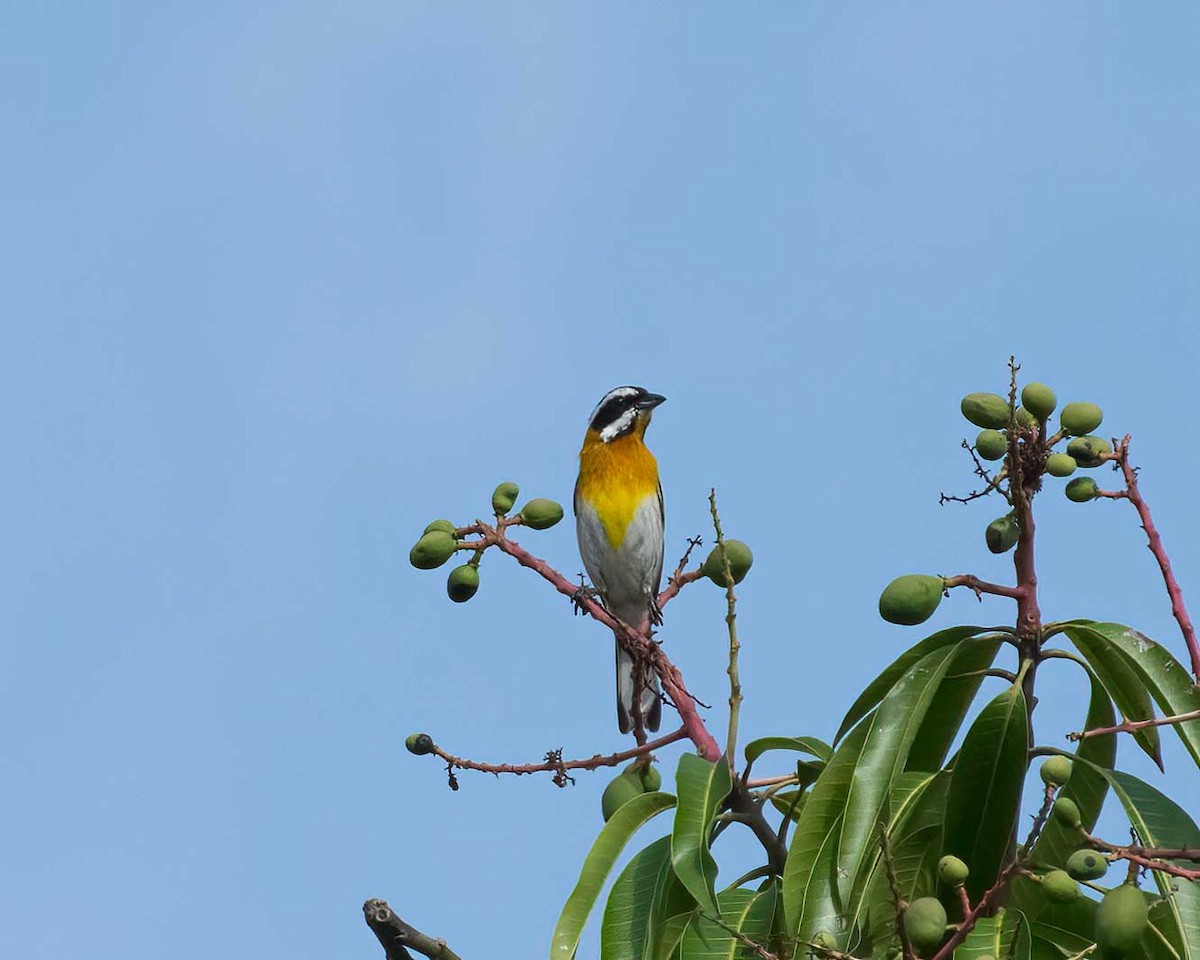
[428,727,689,779]
[1080,832,1200,881]
[942,574,1024,601]
[460,521,722,761]
[1111,436,1200,681]
[1068,708,1200,742]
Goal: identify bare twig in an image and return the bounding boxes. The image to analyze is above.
[708,489,742,762]
[941,574,1024,601]
[880,823,918,960]
[1068,708,1200,742]
[363,899,461,960]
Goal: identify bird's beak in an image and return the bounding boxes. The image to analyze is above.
[636,393,666,410]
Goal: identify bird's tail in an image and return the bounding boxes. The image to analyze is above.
[616,639,662,735]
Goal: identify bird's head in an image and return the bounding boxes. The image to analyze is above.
[587,386,666,443]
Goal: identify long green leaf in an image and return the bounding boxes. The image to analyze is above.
[835,626,1002,743]
[955,910,1022,960]
[837,645,961,905]
[744,735,833,767]
[678,884,778,959]
[602,836,694,960]
[655,912,693,960]
[907,635,1004,772]
[943,682,1029,904]
[1076,621,1200,766]
[1015,665,1116,920]
[671,754,733,915]
[783,722,869,937]
[1065,623,1163,768]
[1088,765,1200,960]
[551,791,677,959]
[1027,898,1097,960]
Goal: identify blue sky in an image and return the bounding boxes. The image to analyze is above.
[4,4,1199,958]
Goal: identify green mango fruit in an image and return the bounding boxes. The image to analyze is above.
[1040,755,1073,786]
[703,540,754,586]
[1045,453,1077,478]
[1021,382,1057,420]
[1065,477,1100,503]
[601,770,646,821]
[1015,407,1037,429]
[1095,884,1149,952]
[938,855,970,886]
[1060,401,1104,436]
[446,564,480,603]
[961,393,1011,430]
[405,733,435,756]
[1042,870,1080,905]
[975,429,1007,461]
[423,519,458,536]
[491,481,520,515]
[520,498,564,530]
[903,897,948,953]
[986,515,1020,554]
[879,575,944,626]
[1065,848,1108,881]
[639,763,662,792]
[1067,435,1112,467]
[811,932,838,951]
[410,531,459,569]
[1051,797,1082,829]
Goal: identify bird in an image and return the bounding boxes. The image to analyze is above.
[574,385,667,734]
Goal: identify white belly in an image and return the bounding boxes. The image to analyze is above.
[575,495,664,627]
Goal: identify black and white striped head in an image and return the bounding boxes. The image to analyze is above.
[588,386,667,442]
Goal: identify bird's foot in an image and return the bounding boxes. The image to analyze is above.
[572,579,603,616]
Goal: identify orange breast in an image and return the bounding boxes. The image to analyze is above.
[577,431,660,549]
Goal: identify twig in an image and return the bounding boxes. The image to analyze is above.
[459,520,722,760]
[426,727,689,780]
[880,823,918,960]
[703,913,779,960]
[363,899,461,960]
[1080,832,1200,880]
[656,534,705,607]
[941,574,1024,601]
[1068,708,1200,742]
[708,489,742,762]
[1111,436,1200,681]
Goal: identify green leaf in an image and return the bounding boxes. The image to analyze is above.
[835,626,1004,743]
[907,634,1005,772]
[1076,621,1200,767]
[768,790,807,823]
[955,909,1023,960]
[1027,898,1097,960]
[943,682,1029,904]
[1065,622,1163,768]
[678,884,778,959]
[1088,765,1200,960]
[744,736,833,767]
[551,791,677,959]
[602,836,694,960]
[655,912,693,960]
[671,754,734,915]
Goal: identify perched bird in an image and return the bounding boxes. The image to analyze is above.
[574,386,667,734]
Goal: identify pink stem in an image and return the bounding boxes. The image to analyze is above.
[433,726,689,776]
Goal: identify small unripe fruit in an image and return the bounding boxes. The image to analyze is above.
[423,519,458,536]
[1067,435,1111,468]
[491,481,520,515]
[811,932,838,951]
[938,855,970,886]
[1045,454,1077,478]
[1065,849,1108,881]
[903,897,948,953]
[1021,383,1057,420]
[446,564,480,603]
[520,498,564,530]
[1015,407,1037,429]
[405,733,435,755]
[1040,755,1073,786]
[1042,870,1080,904]
[1051,796,1082,829]
[1060,402,1104,436]
[975,430,1007,461]
[961,393,1011,430]
[703,540,754,587]
[639,764,662,792]
[986,515,1020,554]
[601,770,646,821]
[1095,884,1149,952]
[879,575,944,626]
[1065,477,1100,503]
[410,531,459,569]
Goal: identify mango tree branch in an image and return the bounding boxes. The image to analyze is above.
[1111,436,1200,681]
[363,900,461,960]
[1068,708,1200,742]
[707,489,742,762]
[942,574,1025,601]
[460,521,722,761]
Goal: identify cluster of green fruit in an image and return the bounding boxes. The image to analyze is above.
[600,762,663,821]
[961,383,1111,514]
[408,482,565,603]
